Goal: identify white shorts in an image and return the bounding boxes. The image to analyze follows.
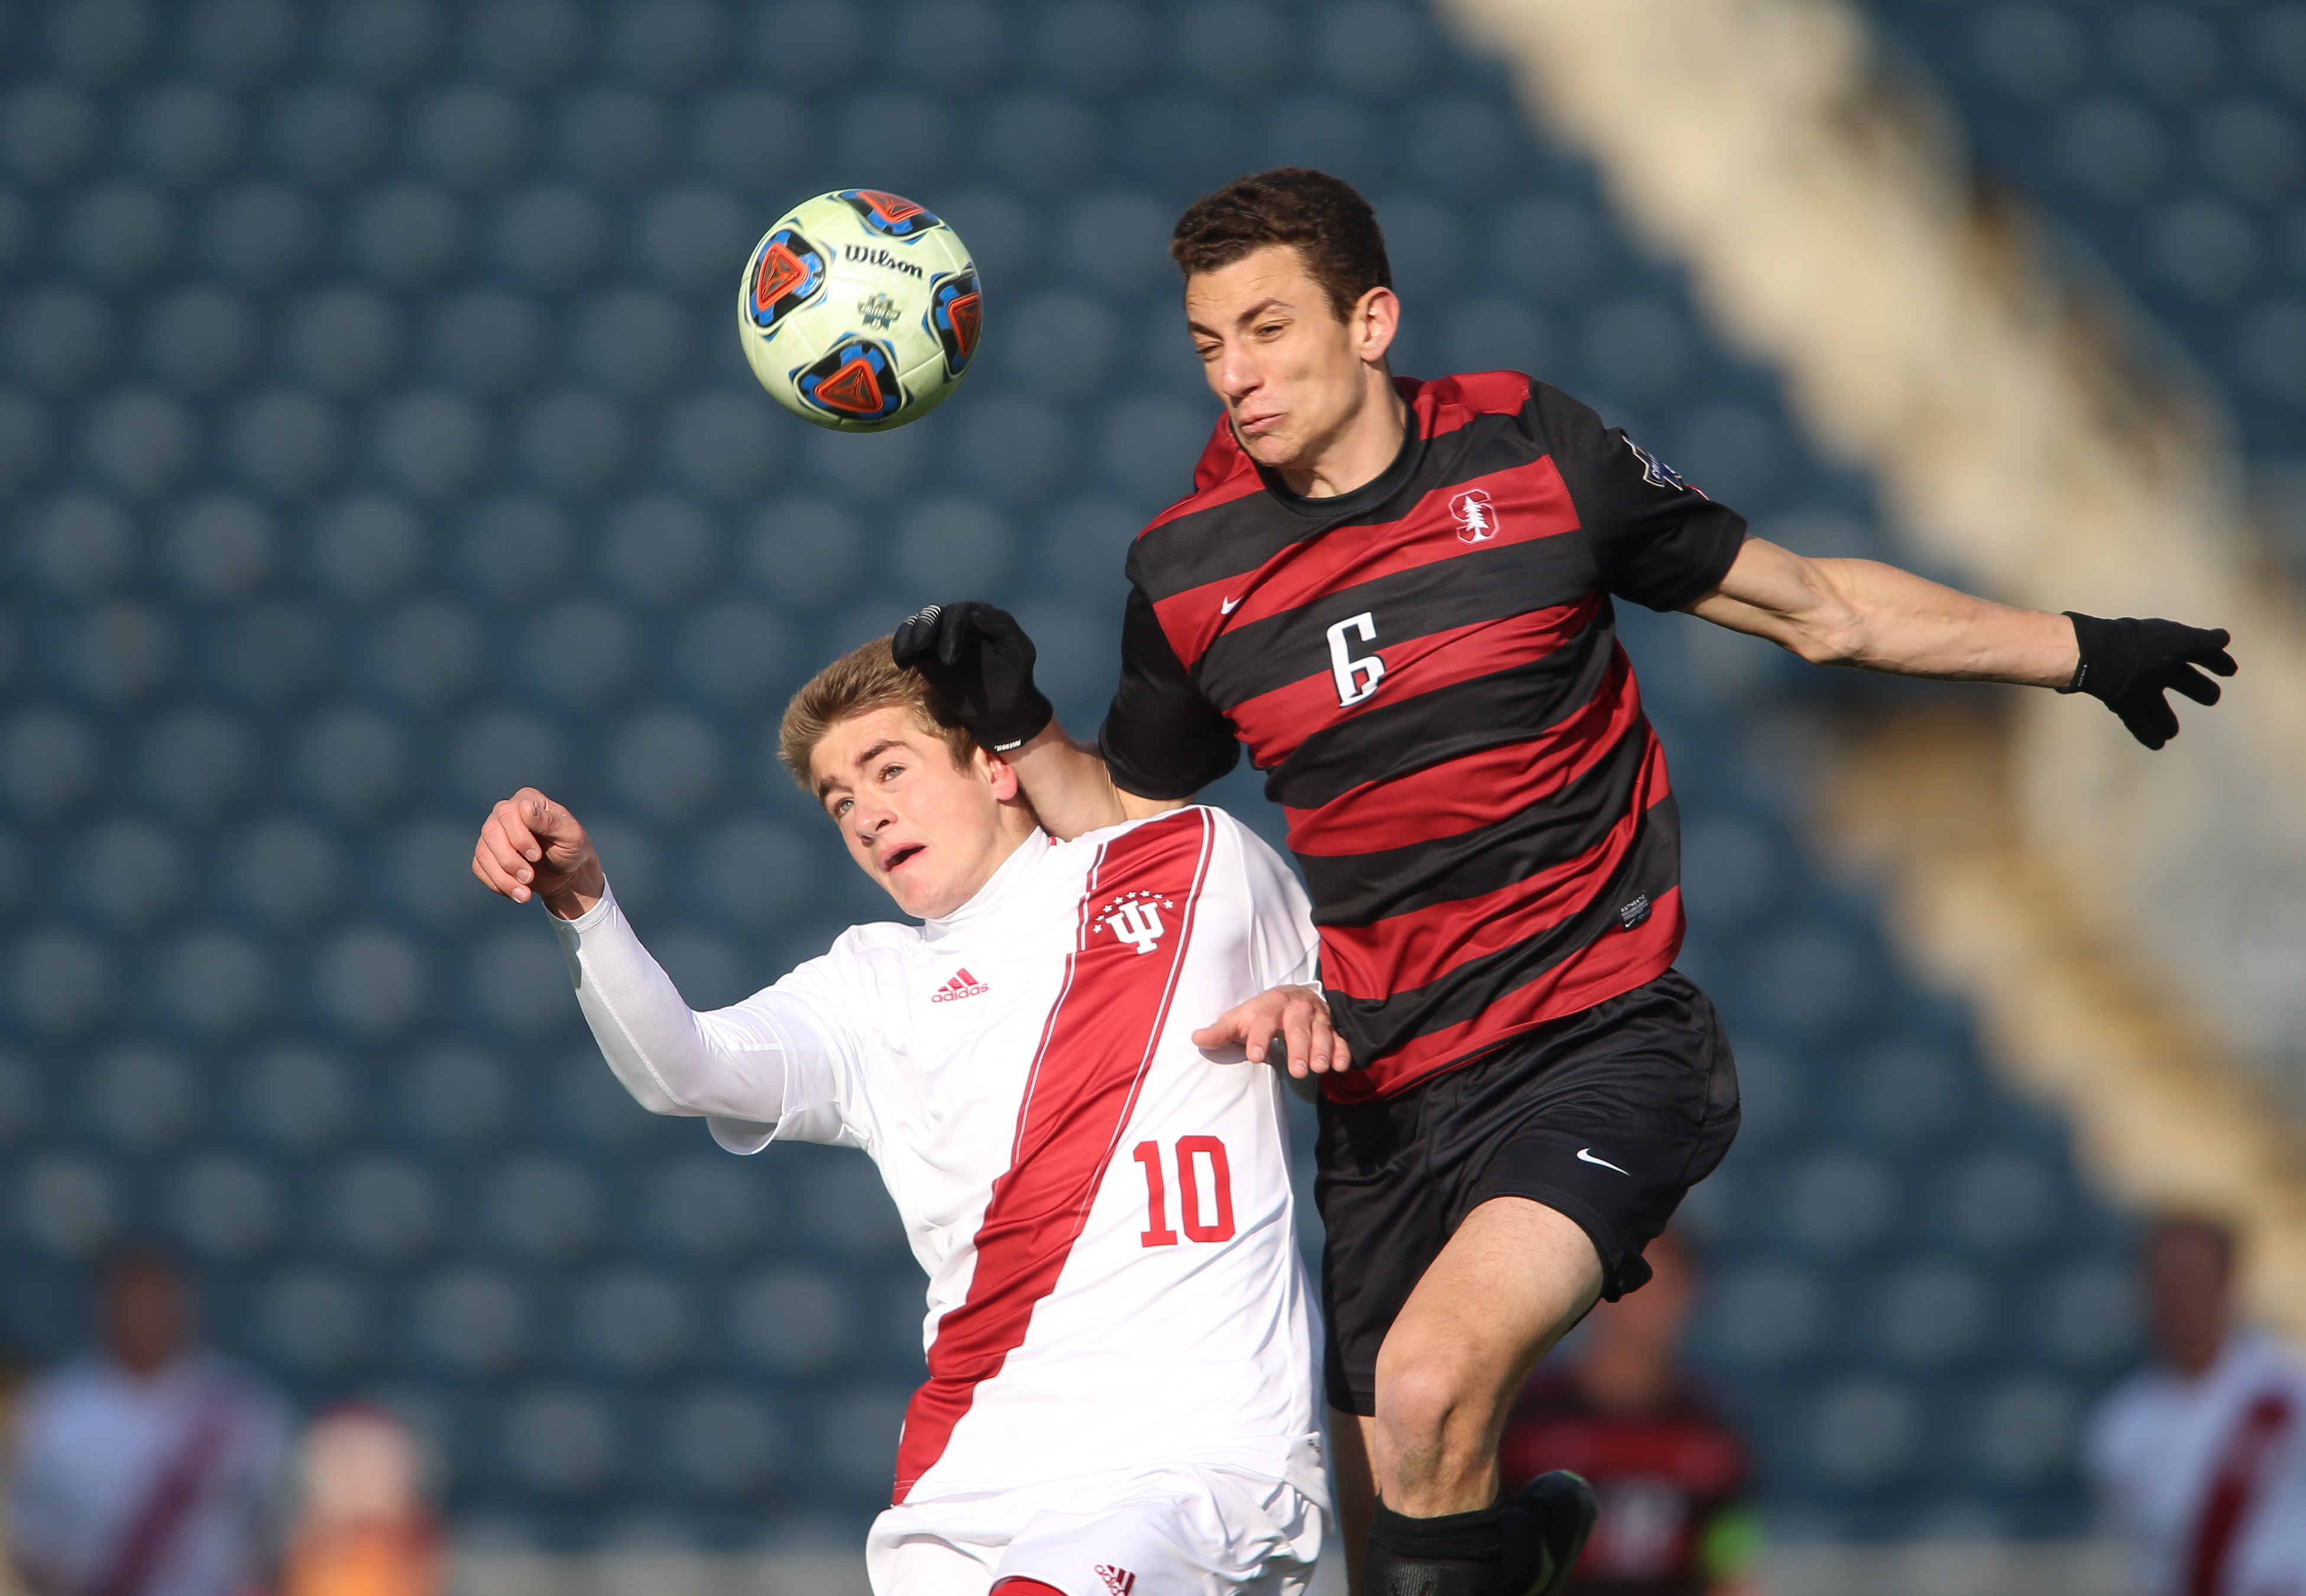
[866,1463,1327,1596]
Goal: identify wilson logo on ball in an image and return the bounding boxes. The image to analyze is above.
[747,227,827,331]
[929,271,982,377]
[794,336,905,424]
[840,188,941,239]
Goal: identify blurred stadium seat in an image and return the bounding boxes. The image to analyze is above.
[1860,0,2306,568]
[0,0,2153,1553]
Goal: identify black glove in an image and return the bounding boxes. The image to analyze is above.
[2059,612,2236,750]
[890,601,1054,752]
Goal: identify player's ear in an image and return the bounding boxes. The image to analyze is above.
[1353,286,1400,366]
[978,746,1021,802]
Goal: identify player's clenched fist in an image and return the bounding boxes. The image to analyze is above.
[1193,984,1353,1079]
[471,788,605,919]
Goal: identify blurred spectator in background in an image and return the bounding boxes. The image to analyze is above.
[2086,1215,2306,1596]
[5,1246,290,1596]
[279,1408,439,1596]
[1,1345,30,1595]
[1498,1230,1760,1595]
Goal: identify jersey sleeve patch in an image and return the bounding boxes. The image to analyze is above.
[1528,381,1748,612]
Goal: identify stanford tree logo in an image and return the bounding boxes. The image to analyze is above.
[1450,487,1497,543]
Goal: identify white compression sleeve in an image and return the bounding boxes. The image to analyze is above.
[548,883,828,1140]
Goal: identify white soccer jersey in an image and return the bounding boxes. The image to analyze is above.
[551,806,1327,1518]
[2087,1331,2306,1596]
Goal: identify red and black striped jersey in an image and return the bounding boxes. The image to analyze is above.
[1500,1368,1755,1595]
[1098,372,1747,1101]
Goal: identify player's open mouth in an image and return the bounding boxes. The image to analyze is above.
[883,844,925,873]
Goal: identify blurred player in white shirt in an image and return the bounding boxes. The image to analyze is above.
[472,638,1330,1596]
[2086,1216,2306,1596]
[7,1248,292,1596]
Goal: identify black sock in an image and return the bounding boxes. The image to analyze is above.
[1362,1498,1508,1596]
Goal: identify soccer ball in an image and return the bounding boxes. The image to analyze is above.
[736,189,982,432]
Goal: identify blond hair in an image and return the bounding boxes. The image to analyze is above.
[778,635,976,791]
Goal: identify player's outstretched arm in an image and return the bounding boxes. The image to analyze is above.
[893,601,1184,838]
[1684,538,2234,747]
[475,788,828,1132]
[471,787,605,918]
[1192,985,1352,1078]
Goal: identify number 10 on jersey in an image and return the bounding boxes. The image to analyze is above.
[1132,1137,1235,1246]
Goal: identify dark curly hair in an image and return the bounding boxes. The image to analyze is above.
[1168,168,1392,322]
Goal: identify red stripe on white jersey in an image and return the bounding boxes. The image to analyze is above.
[891,809,1218,1502]
[2184,1389,2296,1596]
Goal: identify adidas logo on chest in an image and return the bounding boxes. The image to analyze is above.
[929,967,989,1003]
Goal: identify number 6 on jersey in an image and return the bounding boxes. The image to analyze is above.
[1133,1137,1236,1247]
[1325,612,1385,706]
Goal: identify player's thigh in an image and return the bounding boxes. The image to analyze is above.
[992,1475,1322,1596]
[1317,970,1738,1420]
[1313,1085,1445,1422]
[1375,1195,1603,1415]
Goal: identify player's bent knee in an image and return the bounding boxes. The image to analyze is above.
[1370,1354,1486,1449]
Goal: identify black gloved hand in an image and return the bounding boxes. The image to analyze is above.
[2059,612,2236,750]
[890,601,1054,753]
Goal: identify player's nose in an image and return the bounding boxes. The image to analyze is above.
[1216,346,1259,400]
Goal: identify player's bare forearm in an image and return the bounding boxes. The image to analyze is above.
[1004,720,1187,840]
[1685,537,2078,687]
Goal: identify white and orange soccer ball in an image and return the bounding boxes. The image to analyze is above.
[736,189,982,432]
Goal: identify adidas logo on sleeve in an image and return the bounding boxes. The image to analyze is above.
[930,968,989,1003]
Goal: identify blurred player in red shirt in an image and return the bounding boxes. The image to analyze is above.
[1498,1232,1759,1596]
[280,1407,441,1596]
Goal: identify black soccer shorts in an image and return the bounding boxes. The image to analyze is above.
[1315,967,1741,1416]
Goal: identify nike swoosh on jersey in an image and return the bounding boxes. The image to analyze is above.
[1575,1147,1631,1176]
[1220,595,1242,614]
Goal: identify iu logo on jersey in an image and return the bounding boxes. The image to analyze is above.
[1093,890,1173,955]
[1095,1568,1138,1595]
[1450,487,1498,543]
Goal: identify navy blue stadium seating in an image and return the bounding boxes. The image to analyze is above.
[1860,0,2306,570]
